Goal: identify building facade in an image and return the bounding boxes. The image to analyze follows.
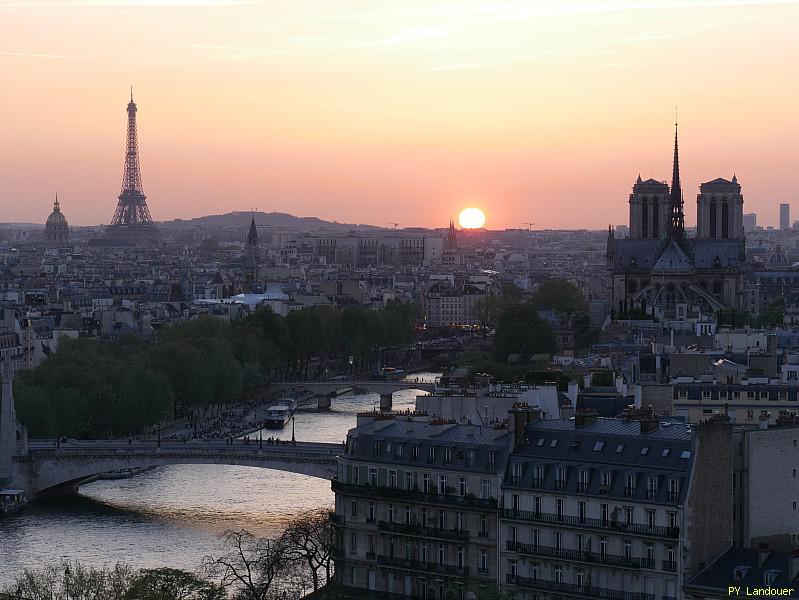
[607,126,747,318]
[332,416,510,600]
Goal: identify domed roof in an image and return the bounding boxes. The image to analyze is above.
[46,195,68,230]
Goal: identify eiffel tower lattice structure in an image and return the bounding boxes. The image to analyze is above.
[109,89,155,230]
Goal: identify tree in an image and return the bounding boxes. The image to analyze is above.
[531,279,587,314]
[280,509,334,592]
[5,561,133,600]
[474,294,501,337]
[493,301,557,362]
[203,529,288,600]
[124,568,224,600]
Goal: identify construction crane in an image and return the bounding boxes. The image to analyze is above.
[523,221,535,231]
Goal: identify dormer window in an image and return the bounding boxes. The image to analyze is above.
[444,448,452,464]
[489,451,496,469]
[374,442,382,456]
[412,445,420,460]
[537,438,545,447]
[429,446,436,461]
[550,439,559,448]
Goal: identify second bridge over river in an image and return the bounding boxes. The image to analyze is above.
[270,379,436,410]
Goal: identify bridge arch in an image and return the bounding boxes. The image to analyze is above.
[15,444,339,497]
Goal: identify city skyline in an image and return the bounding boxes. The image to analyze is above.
[2,0,798,228]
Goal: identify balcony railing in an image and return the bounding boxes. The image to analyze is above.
[332,479,497,509]
[377,520,469,541]
[506,574,655,600]
[531,477,544,488]
[662,560,677,572]
[506,541,655,570]
[377,555,469,578]
[501,508,679,539]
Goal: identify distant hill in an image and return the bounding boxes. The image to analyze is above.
[166,211,381,232]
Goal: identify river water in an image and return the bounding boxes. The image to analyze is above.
[0,376,438,583]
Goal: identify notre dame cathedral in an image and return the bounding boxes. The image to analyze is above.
[607,125,747,319]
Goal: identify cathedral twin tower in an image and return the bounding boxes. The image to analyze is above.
[627,126,744,242]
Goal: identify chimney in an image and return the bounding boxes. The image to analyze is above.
[509,403,541,450]
[759,412,770,430]
[575,408,598,429]
[621,404,659,433]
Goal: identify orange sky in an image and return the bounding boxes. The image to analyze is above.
[1,0,798,229]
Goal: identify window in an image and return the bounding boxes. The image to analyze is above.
[578,470,589,492]
[405,471,415,490]
[396,443,403,458]
[368,468,377,485]
[456,511,464,531]
[488,451,496,468]
[350,532,357,554]
[437,544,445,565]
[458,477,467,496]
[616,444,625,453]
[531,528,540,548]
[669,479,680,502]
[625,474,636,497]
[351,501,358,517]
[646,509,656,529]
[536,438,545,447]
[579,501,587,523]
[555,498,564,519]
[533,465,544,487]
[412,445,419,460]
[600,537,607,558]
[480,514,488,536]
[554,530,561,551]
[647,476,658,499]
[534,496,542,514]
[624,540,632,560]
[593,441,605,451]
[444,448,452,464]
[661,448,671,457]
[374,441,382,456]
[625,507,633,524]
[438,475,447,495]
[367,502,374,522]
[479,549,488,573]
[668,512,677,529]
[467,449,476,467]
[389,470,397,488]
[511,463,523,485]
[352,467,359,484]
[640,446,650,456]
[549,439,558,448]
[481,479,491,500]
[555,467,567,490]
[421,543,428,563]
[388,504,394,522]
[438,510,446,529]
[405,506,411,525]
[554,565,562,584]
[509,525,518,542]
[601,503,609,523]
[680,450,691,459]
[429,447,436,461]
[423,474,431,493]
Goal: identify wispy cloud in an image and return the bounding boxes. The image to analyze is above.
[178,43,289,57]
[2,0,256,7]
[383,28,449,45]
[0,50,96,60]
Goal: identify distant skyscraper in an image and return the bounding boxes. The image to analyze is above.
[743,212,757,233]
[780,203,791,230]
[106,90,157,243]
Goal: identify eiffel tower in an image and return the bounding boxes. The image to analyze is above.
[107,89,157,240]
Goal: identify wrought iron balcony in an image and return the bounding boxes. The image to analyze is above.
[662,560,677,572]
[332,479,497,509]
[377,520,469,541]
[506,541,655,570]
[377,555,469,578]
[506,574,655,600]
[501,508,679,539]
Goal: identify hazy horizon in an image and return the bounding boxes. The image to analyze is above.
[2,0,798,229]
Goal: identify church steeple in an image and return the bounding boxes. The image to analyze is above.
[246,214,258,247]
[668,120,685,238]
[445,218,457,251]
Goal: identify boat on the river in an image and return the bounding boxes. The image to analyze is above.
[0,489,28,517]
[263,398,297,429]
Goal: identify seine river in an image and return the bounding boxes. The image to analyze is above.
[0,376,438,583]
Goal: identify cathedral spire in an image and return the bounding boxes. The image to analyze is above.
[668,120,685,238]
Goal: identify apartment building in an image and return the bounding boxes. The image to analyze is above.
[499,408,733,600]
[673,381,799,425]
[331,415,511,600]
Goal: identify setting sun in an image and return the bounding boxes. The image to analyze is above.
[459,207,486,229]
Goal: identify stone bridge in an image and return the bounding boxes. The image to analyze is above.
[13,439,340,497]
[270,379,436,410]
